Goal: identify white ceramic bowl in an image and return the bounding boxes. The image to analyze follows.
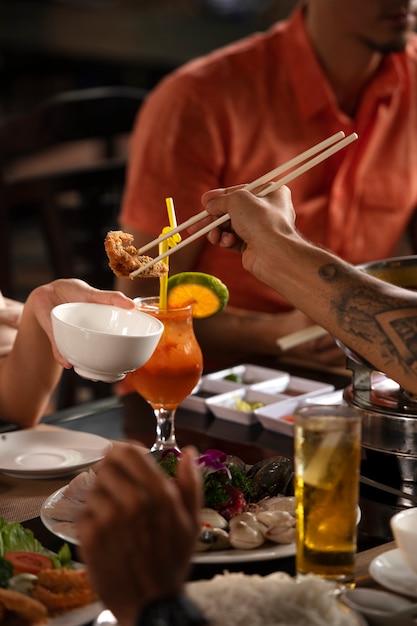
[51,302,164,382]
[390,507,417,575]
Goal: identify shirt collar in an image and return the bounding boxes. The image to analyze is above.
[280,5,407,123]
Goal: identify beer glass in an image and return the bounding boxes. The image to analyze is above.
[294,403,362,587]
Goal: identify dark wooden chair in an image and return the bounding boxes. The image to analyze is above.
[0,85,148,407]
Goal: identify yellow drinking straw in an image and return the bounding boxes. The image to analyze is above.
[159,197,181,308]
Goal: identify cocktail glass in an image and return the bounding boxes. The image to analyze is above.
[126,296,203,451]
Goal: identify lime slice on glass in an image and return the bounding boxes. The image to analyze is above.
[167,272,229,319]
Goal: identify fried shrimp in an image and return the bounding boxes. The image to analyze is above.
[33,567,97,614]
[104,230,168,279]
[0,587,48,625]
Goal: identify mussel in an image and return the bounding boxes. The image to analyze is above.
[246,456,293,502]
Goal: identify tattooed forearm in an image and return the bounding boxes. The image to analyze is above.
[317,261,417,379]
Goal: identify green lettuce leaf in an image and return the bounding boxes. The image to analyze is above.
[0,517,70,567]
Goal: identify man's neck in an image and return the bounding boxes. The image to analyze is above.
[304,9,383,118]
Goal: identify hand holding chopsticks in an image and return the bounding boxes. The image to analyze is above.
[130,131,358,278]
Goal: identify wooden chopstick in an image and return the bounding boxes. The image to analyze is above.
[257,132,358,197]
[276,325,328,352]
[130,132,358,278]
[137,131,346,255]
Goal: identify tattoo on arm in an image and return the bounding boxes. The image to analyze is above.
[318,262,417,375]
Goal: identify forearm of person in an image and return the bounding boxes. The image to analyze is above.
[0,293,61,426]
[253,231,417,392]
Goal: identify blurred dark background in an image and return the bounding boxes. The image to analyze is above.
[0,0,298,406]
[0,0,298,116]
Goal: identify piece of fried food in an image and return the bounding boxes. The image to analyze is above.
[104,230,168,279]
[33,567,98,615]
[0,587,48,625]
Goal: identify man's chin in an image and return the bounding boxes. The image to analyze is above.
[360,32,410,54]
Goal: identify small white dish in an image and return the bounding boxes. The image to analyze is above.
[341,588,415,626]
[369,548,417,598]
[255,401,298,436]
[0,430,111,478]
[206,364,290,389]
[206,388,279,425]
[254,385,337,436]
[51,302,164,382]
[180,377,236,413]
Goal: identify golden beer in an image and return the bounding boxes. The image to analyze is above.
[295,405,361,585]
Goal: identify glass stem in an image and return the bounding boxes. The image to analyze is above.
[152,407,179,451]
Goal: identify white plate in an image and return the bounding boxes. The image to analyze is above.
[49,600,104,626]
[369,548,417,598]
[0,430,111,478]
[193,541,295,564]
[42,486,296,565]
[41,485,80,544]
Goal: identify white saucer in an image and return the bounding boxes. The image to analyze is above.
[369,548,417,598]
[0,430,111,478]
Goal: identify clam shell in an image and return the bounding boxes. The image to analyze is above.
[196,527,231,552]
[229,520,265,550]
[257,496,296,514]
[199,508,228,529]
[256,510,294,530]
[265,526,296,544]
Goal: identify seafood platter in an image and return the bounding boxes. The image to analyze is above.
[41,450,298,564]
[180,363,336,432]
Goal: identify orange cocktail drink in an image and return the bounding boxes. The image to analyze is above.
[127,296,203,450]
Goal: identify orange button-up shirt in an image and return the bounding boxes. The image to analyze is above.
[120,6,417,313]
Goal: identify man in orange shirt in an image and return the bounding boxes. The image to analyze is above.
[117,0,417,370]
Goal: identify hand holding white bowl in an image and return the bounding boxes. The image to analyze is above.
[51,302,164,382]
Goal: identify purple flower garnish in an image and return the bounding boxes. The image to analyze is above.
[197,449,231,479]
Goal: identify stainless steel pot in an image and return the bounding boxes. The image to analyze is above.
[340,256,417,470]
[359,255,417,289]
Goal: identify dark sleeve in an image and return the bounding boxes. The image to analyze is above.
[137,594,208,626]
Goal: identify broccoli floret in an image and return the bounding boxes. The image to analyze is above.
[0,556,13,588]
